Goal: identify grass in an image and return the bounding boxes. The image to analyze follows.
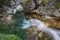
[0,34,22,40]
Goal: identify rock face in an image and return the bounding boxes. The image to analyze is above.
[0,0,24,14]
[0,0,60,17]
[24,0,60,17]
[23,0,36,13]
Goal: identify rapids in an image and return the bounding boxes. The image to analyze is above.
[22,19,60,40]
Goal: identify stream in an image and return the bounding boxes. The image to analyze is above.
[6,1,60,40]
[22,19,60,40]
[2,0,60,40]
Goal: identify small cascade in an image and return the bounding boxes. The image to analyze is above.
[22,19,60,40]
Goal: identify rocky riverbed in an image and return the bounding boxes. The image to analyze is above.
[25,13,60,29]
[23,13,60,40]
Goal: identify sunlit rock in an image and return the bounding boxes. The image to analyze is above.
[16,5,23,11]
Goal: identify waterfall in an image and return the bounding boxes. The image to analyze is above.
[22,19,60,40]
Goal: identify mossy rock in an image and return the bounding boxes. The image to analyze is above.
[23,0,29,4]
[41,0,47,6]
[55,2,60,8]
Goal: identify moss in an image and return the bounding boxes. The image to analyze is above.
[41,0,47,6]
[55,2,60,8]
[0,34,22,40]
[23,0,29,4]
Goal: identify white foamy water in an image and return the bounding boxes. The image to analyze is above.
[22,19,60,40]
[51,28,60,36]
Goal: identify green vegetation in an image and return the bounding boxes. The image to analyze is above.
[41,0,47,6]
[0,11,26,40]
[0,34,22,40]
[23,0,29,4]
[55,2,60,8]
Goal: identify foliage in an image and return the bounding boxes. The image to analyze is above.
[55,2,60,8]
[0,34,22,40]
[41,0,47,6]
[0,11,26,39]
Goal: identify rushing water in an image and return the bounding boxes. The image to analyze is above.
[7,1,60,40]
[22,19,60,40]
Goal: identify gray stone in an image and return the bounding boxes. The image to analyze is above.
[36,0,42,5]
